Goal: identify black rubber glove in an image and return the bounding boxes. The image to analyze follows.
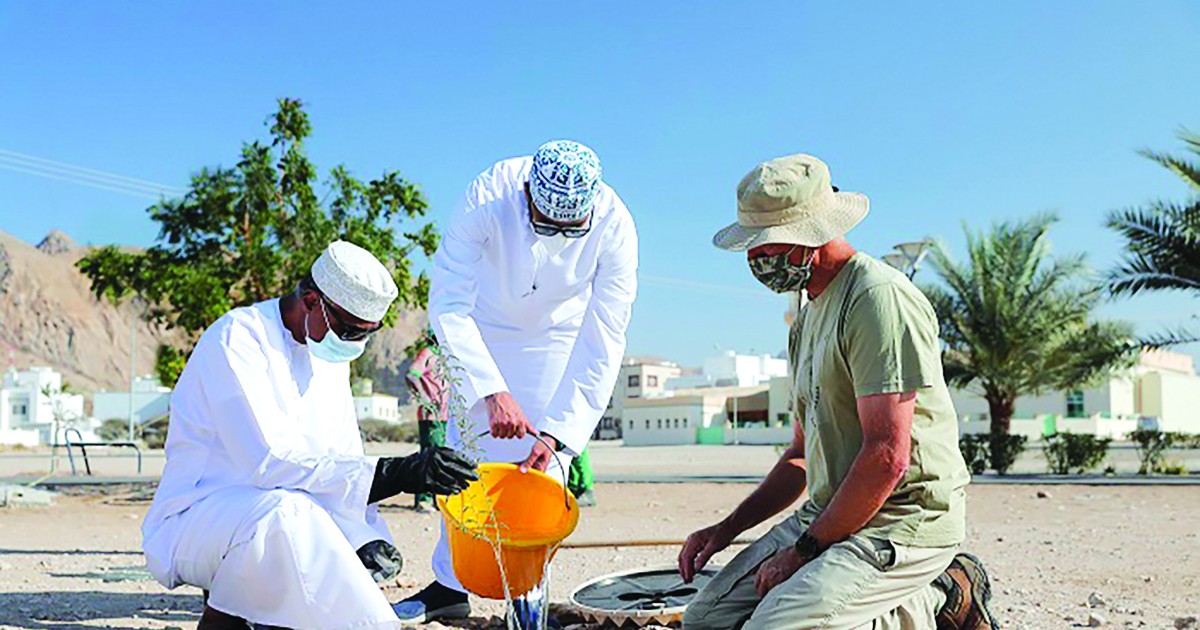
[367,447,478,504]
[356,539,403,584]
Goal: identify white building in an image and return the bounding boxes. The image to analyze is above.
[93,376,172,428]
[595,358,683,440]
[355,393,400,423]
[664,351,789,390]
[0,367,94,446]
[623,378,796,447]
[954,350,1200,440]
[701,351,788,387]
[622,392,729,446]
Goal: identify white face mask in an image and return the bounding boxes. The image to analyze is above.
[538,233,572,256]
[305,300,368,363]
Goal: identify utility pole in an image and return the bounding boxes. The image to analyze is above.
[128,311,136,441]
[732,392,739,445]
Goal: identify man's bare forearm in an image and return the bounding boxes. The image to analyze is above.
[805,439,906,546]
[720,444,808,535]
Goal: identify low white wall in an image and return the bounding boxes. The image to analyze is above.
[0,429,40,447]
[960,417,1139,441]
[623,426,695,446]
[726,426,793,445]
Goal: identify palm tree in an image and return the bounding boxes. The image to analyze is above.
[922,213,1135,472]
[1108,130,1200,298]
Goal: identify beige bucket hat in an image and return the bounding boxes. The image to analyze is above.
[713,154,869,251]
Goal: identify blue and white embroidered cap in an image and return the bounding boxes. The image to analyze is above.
[529,140,602,222]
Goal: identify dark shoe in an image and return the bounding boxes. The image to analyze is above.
[934,553,999,629]
[197,605,248,630]
[393,581,471,626]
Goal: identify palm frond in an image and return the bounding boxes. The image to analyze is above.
[1136,327,1200,349]
[923,214,1132,404]
[1106,201,1200,296]
[1138,148,1200,192]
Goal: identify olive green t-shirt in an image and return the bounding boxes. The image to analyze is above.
[789,252,969,547]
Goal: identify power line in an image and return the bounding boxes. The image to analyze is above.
[0,148,186,193]
[0,148,186,199]
[0,161,165,200]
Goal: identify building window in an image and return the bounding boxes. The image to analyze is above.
[684,418,690,428]
[628,419,634,429]
[656,419,662,429]
[629,375,641,388]
[648,375,658,387]
[1066,390,1086,418]
[645,420,650,430]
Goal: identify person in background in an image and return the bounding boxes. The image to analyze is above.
[567,445,596,507]
[406,327,448,512]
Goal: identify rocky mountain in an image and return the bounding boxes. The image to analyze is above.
[0,230,425,398]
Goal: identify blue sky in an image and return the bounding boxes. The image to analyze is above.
[2,2,1198,366]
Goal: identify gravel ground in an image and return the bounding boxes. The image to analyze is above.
[0,483,1198,629]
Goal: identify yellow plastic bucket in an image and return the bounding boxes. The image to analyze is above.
[437,462,579,600]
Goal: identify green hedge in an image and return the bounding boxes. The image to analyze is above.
[1129,429,1198,475]
[1043,432,1111,474]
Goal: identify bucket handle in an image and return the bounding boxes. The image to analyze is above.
[475,430,573,511]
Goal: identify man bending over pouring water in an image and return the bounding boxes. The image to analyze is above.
[394,140,638,624]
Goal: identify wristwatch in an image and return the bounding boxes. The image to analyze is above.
[793,531,823,562]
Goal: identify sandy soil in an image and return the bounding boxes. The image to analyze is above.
[0,483,1197,629]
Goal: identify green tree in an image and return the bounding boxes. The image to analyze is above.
[78,98,437,386]
[1107,130,1200,298]
[922,213,1135,472]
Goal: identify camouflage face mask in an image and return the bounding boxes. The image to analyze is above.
[749,247,815,294]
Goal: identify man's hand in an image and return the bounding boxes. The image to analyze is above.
[356,540,403,584]
[678,522,736,583]
[486,391,534,439]
[519,435,558,473]
[754,547,807,597]
[368,447,479,504]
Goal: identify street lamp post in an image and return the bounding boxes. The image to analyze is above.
[127,297,146,442]
[731,392,739,446]
[882,240,932,279]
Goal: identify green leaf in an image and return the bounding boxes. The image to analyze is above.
[76,98,437,366]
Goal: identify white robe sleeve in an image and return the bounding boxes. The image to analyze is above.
[538,210,639,455]
[330,397,394,548]
[199,321,377,523]
[429,174,510,413]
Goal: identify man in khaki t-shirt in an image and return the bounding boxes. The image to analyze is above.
[678,154,996,630]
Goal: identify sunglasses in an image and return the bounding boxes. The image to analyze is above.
[526,185,591,238]
[319,295,380,341]
[531,217,591,238]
